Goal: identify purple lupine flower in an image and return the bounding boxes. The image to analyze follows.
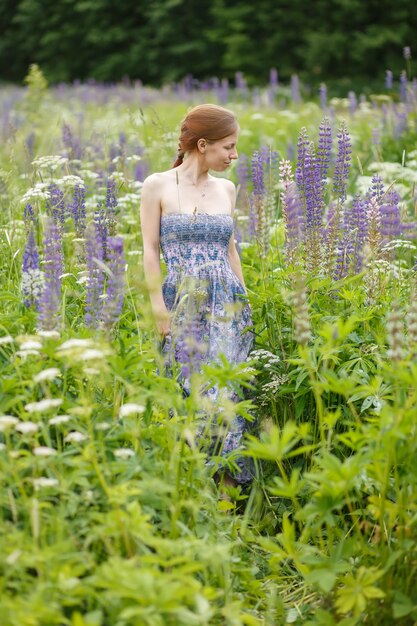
[335,193,367,278]
[283,182,305,261]
[134,161,149,182]
[101,235,125,331]
[385,70,393,90]
[94,207,108,260]
[379,189,402,241]
[295,127,310,200]
[269,67,278,89]
[295,129,321,229]
[368,174,385,203]
[251,150,265,198]
[365,195,382,256]
[348,91,357,115]
[219,78,229,104]
[371,127,382,146]
[85,222,104,328]
[333,122,351,204]
[350,194,369,272]
[403,46,411,61]
[333,238,349,280]
[393,107,407,139]
[235,72,247,93]
[47,184,66,227]
[23,203,36,230]
[21,228,43,308]
[248,195,257,238]
[303,141,321,229]
[319,83,327,109]
[70,184,86,235]
[291,74,301,104]
[62,123,82,160]
[399,71,407,102]
[106,178,118,235]
[316,117,332,201]
[38,219,63,331]
[335,204,354,279]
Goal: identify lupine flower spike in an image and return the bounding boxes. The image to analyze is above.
[38,219,63,331]
[101,235,126,332]
[22,228,43,308]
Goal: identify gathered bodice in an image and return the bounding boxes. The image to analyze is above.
[160,213,236,280]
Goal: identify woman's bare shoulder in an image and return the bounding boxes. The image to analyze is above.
[142,170,175,189]
[217,177,236,198]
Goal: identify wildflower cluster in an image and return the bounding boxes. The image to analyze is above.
[279,119,415,279]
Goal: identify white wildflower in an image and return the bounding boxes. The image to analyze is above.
[0,415,19,431]
[32,155,68,170]
[113,448,135,459]
[95,421,111,431]
[33,368,61,383]
[64,431,87,443]
[0,335,14,345]
[58,338,93,351]
[16,349,40,359]
[21,269,44,304]
[49,414,71,425]
[20,188,51,205]
[80,349,105,361]
[16,421,40,434]
[33,446,57,456]
[0,443,6,451]
[19,340,42,351]
[78,169,99,180]
[109,172,125,183]
[37,330,60,339]
[119,403,146,417]
[25,398,63,413]
[33,477,59,489]
[55,175,85,188]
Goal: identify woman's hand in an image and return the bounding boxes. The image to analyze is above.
[154,307,171,338]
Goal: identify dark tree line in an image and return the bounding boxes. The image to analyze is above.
[0,0,414,87]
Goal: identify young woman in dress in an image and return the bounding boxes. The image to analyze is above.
[140,103,255,490]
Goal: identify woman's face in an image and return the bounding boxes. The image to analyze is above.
[203,130,239,171]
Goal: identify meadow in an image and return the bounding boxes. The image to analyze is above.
[1,64,417,625]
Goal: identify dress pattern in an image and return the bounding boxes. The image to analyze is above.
[159,212,255,484]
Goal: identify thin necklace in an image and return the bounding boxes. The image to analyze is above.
[191,178,209,198]
[176,172,209,219]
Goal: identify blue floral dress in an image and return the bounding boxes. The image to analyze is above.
[159,212,255,484]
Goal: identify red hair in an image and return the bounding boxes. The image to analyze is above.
[172,103,238,168]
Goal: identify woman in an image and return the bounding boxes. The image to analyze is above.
[140,103,255,490]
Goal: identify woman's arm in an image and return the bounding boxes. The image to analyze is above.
[229,237,247,293]
[139,175,171,335]
[226,180,247,293]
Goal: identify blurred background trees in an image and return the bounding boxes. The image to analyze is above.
[0,0,414,89]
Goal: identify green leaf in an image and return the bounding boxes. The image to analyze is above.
[305,569,337,593]
[392,591,416,618]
